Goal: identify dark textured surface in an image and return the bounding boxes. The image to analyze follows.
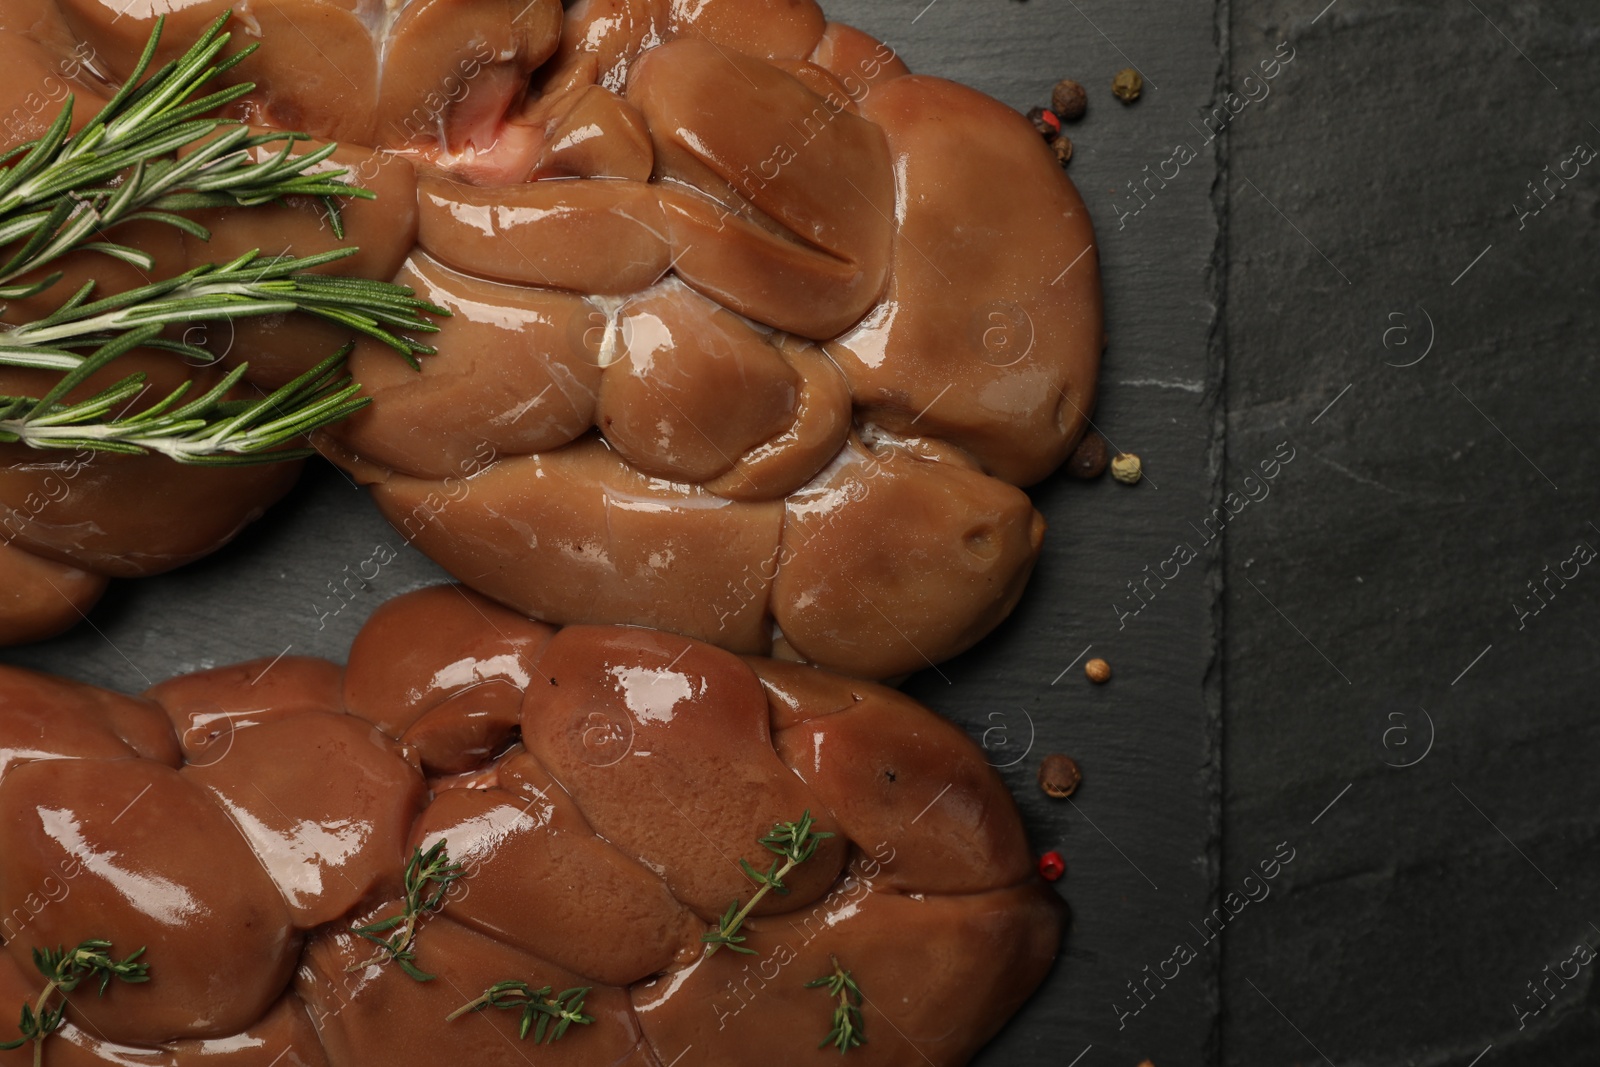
[3,0,1596,1064]
[1220,1,1600,1065]
[851,2,1227,1062]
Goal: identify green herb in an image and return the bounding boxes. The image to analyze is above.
[0,248,442,373]
[805,955,866,1054]
[0,9,366,296]
[1,342,367,464]
[349,840,462,981]
[446,981,594,1043]
[0,940,149,1067]
[702,810,833,956]
[0,11,448,463]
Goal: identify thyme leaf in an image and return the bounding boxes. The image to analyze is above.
[446,982,594,1043]
[0,939,149,1067]
[805,954,866,1054]
[349,840,463,982]
[702,810,833,957]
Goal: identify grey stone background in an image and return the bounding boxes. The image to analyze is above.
[5,0,1598,1063]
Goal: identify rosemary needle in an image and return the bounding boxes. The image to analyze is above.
[0,10,366,296]
[0,940,150,1067]
[0,341,370,464]
[0,11,449,463]
[0,248,443,373]
[702,810,833,957]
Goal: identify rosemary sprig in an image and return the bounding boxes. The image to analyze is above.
[0,13,450,462]
[0,940,149,1067]
[445,982,594,1043]
[0,248,442,373]
[349,840,462,981]
[0,247,446,463]
[702,810,833,956]
[0,9,370,296]
[805,955,866,1054]
[0,342,369,464]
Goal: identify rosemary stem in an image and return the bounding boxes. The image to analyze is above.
[4,299,292,349]
[0,13,448,462]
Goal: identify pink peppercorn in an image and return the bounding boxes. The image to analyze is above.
[1026,106,1062,138]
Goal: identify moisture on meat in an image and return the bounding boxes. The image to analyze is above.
[0,584,1063,1065]
[0,0,1102,675]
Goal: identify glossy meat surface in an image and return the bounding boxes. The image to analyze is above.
[0,585,1062,1064]
[330,0,1101,678]
[0,352,304,640]
[0,2,414,640]
[0,0,1102,673]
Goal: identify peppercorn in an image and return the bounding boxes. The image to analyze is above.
[1085,657,1112,684]
[1052,79,1088,121]
[1037,851,1066,882]
[1052,134,1074,166]
[1110,452,1143,485]
[1038,754,1082,798]
[1112,68,1143,104]
[1067,432,1107,478]
[1026,106,1061,139]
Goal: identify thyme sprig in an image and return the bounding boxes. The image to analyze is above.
[445,982,594,1043]
[0,12,450,462]
[702,810,833,956]
[0,940,149,1067]
[349,840,462,982]
[805,955,866,1054]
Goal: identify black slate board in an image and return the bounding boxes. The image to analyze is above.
[6,0,1593,1064]
[1220,1,1600,1064]
[826,2,1227,1061]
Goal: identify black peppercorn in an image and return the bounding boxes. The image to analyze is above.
[1038,754,1082,798]
[1067,432,1108,478]
[1051,79,1088,121]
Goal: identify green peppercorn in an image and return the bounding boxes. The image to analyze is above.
[1112,68,1143,104]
